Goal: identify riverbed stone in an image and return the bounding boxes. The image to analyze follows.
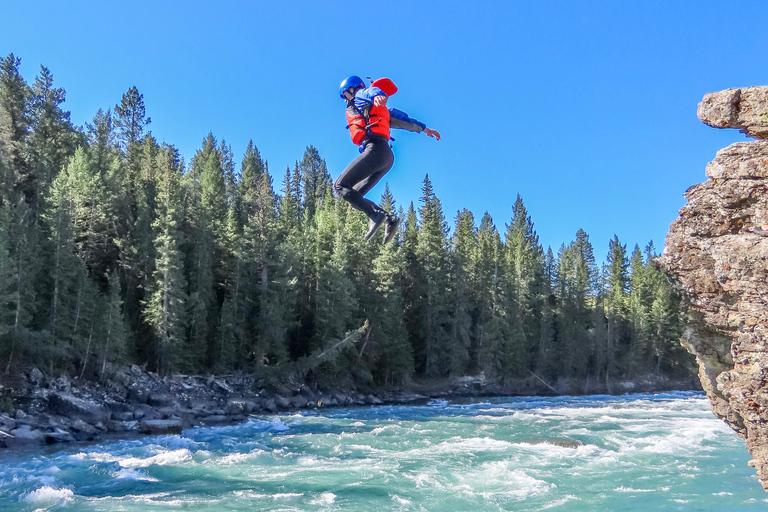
[48,392,111,424]
[139,419,183,435]
[9,425,45,446]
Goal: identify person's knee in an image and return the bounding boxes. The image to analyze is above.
[334,182,353,200]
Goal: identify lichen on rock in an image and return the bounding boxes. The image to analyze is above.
[660,85,768,491]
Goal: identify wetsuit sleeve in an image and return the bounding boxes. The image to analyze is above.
[389,108,427,133]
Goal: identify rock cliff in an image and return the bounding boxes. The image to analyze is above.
[659,86,768,491]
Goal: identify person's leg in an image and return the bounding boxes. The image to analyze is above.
[334,140,394,219]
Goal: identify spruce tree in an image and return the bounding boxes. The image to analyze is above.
[604,235,630,381]
[402,201,426,372]
[114,86,151,152]
[298,145,331,218]
[371,186,413,384]
[144,145,187,374]
[0,54,34,208]
[417,175,451,376]
[28,66,79,203]
[449,209,476,375]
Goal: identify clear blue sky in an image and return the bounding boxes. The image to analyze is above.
[3,1,767,263]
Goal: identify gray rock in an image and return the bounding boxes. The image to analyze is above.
[290,395,309,409]
[0,415,17,432]
[661,90,768,492]
[263,398,278,413]
[9,425,45,446]
[274,395,291,409]
[70,419,99,436]
[28,367,44,385]
[199,415,229,425]
[44,429,75,444]
[226,400,245,415]
[148,393,176,407]
[127,385,150,404]
[212,379,233,395]
[107,420,138,432]
[48,392,110,424]
[53,375,71,392]
[112,411,134,421]
[139,419,183,435]
[698,87,768,140]
[522,437,583,449]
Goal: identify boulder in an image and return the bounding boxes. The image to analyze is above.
[263,398,278,413]
[107,420,138,432]
[48,392,110,424]
[44,429,75,444]
[139,419,183,435]
[199,415,230,425]
[147,393,176,407]
[226,400,246,415]
[274,395,291,410]
[28,367,44,386]
[70,419,99,436]
[7,425,45,447]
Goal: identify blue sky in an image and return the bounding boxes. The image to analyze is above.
[3,1,767,263]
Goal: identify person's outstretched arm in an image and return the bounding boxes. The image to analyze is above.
[389,108,440,140]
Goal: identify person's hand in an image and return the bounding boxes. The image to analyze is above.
[374,95,388,107]
[424,128,441,141]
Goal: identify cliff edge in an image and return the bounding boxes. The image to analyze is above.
[659,86,768,491]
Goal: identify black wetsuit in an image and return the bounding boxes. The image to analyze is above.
[333,134,394,220]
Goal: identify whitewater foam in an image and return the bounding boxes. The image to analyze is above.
[20,486,74,503]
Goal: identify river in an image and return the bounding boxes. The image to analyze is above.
[1,391,765,511]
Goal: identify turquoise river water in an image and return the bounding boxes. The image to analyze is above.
[0,391,766,511]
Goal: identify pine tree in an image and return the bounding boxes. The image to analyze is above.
[298,145,331,218]
[474,212,508,378]
[0,54,34,207]
[371,186,413,384]
[246,167,288,365]
[503,195,543,377]
[114,86,151,152]
[604,235,629,382]
[449,209,476,375]
[0,204,17,338]
[186,135,225,369]
[98,272,130,378]
[144,145,187,374]
[402,201,426,372]
[28,65,79,202]
[417,175,451,376]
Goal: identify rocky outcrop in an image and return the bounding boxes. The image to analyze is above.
[659,85,768,491]
[698,87,768,140]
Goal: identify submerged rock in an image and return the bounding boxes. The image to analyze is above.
[660,85,768,491]
[522,437,583,449]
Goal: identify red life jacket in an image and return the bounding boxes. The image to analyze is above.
[346,102,391,145]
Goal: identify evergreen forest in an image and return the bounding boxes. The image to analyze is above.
[0,54,694,390]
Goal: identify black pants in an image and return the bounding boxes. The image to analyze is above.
[334,135,394,220]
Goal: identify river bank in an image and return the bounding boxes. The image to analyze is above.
[0,365,701,450]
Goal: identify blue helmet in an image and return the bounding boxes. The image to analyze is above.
[339,75,365,99]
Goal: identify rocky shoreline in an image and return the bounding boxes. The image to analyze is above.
[0,365,700,451]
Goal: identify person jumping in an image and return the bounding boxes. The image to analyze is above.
[334,76,441,243]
